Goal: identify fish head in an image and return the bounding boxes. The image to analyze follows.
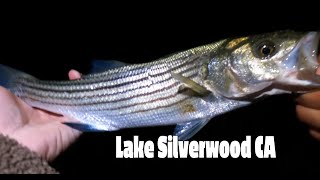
[206,30,320,99]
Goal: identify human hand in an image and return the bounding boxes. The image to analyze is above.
[296,64,320,141]
[0,69,82,161]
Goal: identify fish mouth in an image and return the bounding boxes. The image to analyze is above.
[276,32,320,91]
[302,31,319,65]
[297,31,320,86]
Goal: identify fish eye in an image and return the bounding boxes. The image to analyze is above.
[253,40,277,59]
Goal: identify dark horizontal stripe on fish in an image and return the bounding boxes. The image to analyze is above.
[24,80,180,105]
[22,69,198,103]
[124,96,191,115]
[83,52,196,79]
[18,73,148,92]
[20,64,199,99]
[18,59,195,92]
[101,90,188,111]
[30,52,196,85]
[18,55,200,91]
[20,88,190,112]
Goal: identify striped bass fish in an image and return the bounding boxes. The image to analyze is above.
[0,31,319,140]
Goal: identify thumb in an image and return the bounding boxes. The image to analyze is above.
[68,69,82,80]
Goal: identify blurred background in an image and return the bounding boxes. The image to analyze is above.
[0,4,319,174]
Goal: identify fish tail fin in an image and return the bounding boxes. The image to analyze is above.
[0,64,34,91]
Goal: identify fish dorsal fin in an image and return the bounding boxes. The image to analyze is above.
[171,72,211,97]
[90,59,129,74]
[174,118,211,140]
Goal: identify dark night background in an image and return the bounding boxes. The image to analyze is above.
[0,5,319,175]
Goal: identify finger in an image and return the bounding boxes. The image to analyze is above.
[296,105,320,130]
[317,66,320,75]
[296,91,320,109]
[0,86,12,96]
[68,69,82,80]
[309,129,320,141]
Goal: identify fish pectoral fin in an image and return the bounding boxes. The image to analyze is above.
[171,72,211,97]
[63,122,102,131]
[63,122,119,132]
[89,59,129,74]
[174,118,211,140]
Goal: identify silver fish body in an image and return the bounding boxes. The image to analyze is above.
[0,30,319,140]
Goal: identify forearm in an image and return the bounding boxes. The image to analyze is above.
[0,134,58,174]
